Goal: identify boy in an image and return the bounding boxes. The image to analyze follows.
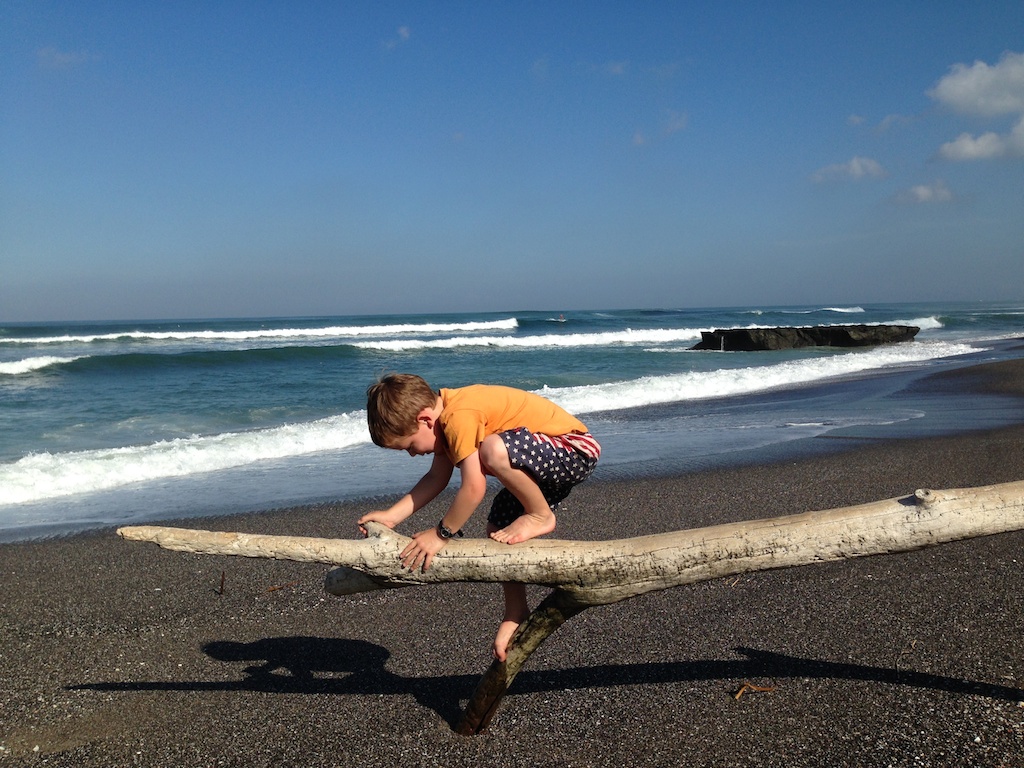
[358,373,600,661]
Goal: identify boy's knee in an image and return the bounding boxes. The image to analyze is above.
[478,433,510,474]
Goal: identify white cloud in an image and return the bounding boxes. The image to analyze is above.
[938,115,1024,159]
[631,110,687,147]
[37,46,92,69]
[928,51,1024,116]
[383,26,411,50]
[877,113,914,132]
[811,156,887,183]
[929,51,1024,161]
[847,113,914,132]
[939,130,1005,160]
[661,110,688,136]
[893,180,954,204]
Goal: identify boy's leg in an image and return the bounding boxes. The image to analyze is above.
[479,433,556,544]
[488,518,531,660]
[482,428,598,545]
[482,429,598,659]
[495,581,529,661]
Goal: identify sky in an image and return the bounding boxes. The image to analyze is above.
[2,1,1023,322]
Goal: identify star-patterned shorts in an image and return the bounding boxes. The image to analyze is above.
[487,427,599,529]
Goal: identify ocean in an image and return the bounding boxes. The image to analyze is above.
[2,301,1022,541]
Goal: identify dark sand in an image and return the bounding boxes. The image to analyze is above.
[2,358,1023,767]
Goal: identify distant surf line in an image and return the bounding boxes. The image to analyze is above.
[1,316,948,371]
[0,318,520,346]
[353,317,944,352]
[353,327,706,351]
[747,306,867,315]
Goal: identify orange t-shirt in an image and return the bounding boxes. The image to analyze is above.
[438,385,588,466]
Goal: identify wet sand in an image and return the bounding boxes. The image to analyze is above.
[1,358,1023,767]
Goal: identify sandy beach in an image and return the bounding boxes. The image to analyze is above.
[2,357,1023,767]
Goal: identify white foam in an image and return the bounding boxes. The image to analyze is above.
[718,315,941,331]
[775,306,865,314]
[353,320,948,354]
[0,339,980,507]
[541,340,978,415]
[0,412,369,506]
[0,356,82,375]
[1,318,518,345]
[354,327,704,351]
[898,316,944,331]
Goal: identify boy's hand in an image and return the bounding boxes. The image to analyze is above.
[399,527,448,572]
[357,510,403,536]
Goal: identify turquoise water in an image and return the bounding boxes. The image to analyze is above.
[2,301,1022,539]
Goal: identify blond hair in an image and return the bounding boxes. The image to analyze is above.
[366,373,438,447]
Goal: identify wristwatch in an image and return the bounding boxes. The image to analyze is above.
[436,520,463,540]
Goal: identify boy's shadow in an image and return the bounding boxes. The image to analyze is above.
[203,636,388,683]
[73,636,1024,729]
[201,636,472,724]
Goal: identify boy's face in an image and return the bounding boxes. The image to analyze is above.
[387,412,438,457]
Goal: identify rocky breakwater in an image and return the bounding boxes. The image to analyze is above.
[691,324,920,351]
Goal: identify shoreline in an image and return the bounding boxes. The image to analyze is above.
[4,339,1023,544]
[1,357,1023,766]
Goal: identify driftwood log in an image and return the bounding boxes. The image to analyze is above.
[119,480,1024,734]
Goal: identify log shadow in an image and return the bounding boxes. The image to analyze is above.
[70,637,1023,729]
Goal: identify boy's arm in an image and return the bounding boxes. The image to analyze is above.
[398,450,487,572]
[357,452,454,535]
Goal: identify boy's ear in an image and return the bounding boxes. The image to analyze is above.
[417,408,435,428]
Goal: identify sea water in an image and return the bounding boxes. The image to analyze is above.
[1,301,1022,540]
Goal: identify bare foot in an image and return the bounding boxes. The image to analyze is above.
[493,619,521,661]
[489,510,556,545]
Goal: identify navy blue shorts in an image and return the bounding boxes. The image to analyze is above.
[487,427,599,529]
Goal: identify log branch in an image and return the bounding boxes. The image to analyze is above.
[457,588,590,735]
[119,481,1024,605]
[117,480,1024,733]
